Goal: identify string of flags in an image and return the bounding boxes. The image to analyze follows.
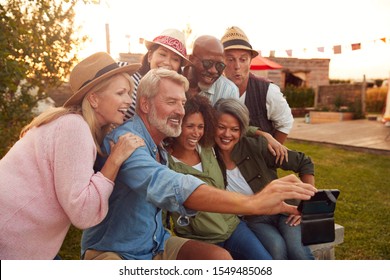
[256,36,389,57]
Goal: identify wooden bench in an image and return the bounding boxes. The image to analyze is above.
[309,224,344,260]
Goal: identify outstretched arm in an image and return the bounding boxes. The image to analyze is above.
[184,174,316,216]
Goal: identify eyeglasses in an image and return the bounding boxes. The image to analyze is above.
[193,55,226,73]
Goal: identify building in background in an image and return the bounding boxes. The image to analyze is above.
[250,57,330,91]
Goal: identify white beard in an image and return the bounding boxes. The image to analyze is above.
[148,103,182,137]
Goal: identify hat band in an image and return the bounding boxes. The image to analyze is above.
[223,39,253,50]
[78,63,119,90]
[153,35,187,56]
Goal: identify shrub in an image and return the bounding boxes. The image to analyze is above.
[0,0,86,157]
[365,87,387,113]
[329,79,352,84]
[284,85,315,108]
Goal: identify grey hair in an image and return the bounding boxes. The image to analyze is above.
[214,98,250,137]
[136,68,189,113]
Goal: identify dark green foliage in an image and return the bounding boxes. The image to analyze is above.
[284,85,315,108]
[374,79,384,88]
[329,79,352,84]
[0,0,86,157]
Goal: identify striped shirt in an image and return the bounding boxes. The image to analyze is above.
[117,61,142,120]
[199,75,239,105]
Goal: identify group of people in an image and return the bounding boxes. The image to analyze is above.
[0,26,317,260]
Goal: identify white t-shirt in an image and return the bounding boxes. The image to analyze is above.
[226,166,254,196]
[170,145,203,172]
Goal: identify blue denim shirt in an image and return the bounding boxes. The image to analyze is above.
[81,115,204,260]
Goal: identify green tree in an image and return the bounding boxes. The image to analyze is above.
[0,0,87,157]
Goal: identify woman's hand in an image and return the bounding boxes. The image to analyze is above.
[109,132,145,166]
[101,132,145,181]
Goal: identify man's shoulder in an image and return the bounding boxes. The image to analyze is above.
[217,75,237,87]
[108,117,145,141]
[249,73,271,84]
[214,75,239,95]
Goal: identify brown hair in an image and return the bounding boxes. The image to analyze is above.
[138,45,185,76]
[178,94,217,148]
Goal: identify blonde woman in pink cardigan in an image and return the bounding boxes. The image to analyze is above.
[0,52,144,259]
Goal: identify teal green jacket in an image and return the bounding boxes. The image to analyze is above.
[216,136,315,194]
[168,146,240,244]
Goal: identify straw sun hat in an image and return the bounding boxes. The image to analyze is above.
[221,26,259,58]
[144,29,191,65]
[63,52,141,107]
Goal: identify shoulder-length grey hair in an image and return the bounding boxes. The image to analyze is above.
[214,98,250,138]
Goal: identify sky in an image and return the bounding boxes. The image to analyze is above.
[74,0,390,80]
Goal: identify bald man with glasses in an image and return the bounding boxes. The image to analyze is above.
[184,35,239,105]
[184,35,289,162]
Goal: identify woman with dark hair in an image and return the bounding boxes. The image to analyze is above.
[165,94,272,260]
[213,98,315,260]
[118,29,191,120]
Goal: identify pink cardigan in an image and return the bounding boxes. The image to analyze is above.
[0,114,114,259]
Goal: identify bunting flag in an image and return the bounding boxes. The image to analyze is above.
[351,43,361,50]
[256,35,389,57]
[333,45,342,54]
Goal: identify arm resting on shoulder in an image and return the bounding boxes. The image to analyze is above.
[274,130,288,144]
[255,129,288,164]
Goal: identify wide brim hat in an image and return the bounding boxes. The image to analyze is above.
[144,28,191,65]
[64,52,141,107]
[221,26,259,58]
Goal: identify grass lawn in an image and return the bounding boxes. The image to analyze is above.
[281,140,390,260]
[59,140,390,260]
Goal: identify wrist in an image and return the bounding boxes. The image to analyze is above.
[241,195,259,216]
[106,153,122,168]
